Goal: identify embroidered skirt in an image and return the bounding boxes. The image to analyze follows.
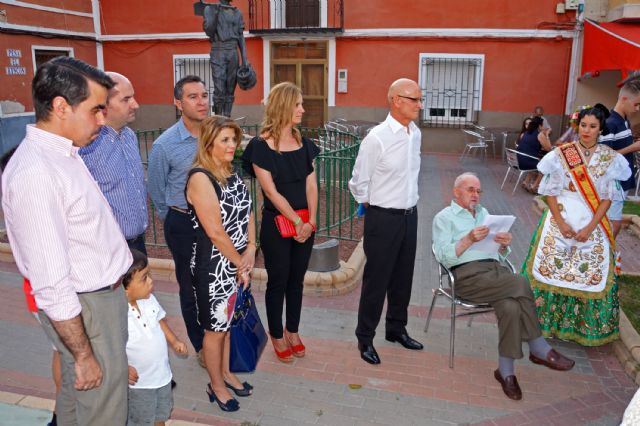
[522,206,619,346]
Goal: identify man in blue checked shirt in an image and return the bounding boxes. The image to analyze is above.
[148,75,209,367]
[79,72,148,254]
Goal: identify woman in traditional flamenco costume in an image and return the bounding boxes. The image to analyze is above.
[522,106,631,346]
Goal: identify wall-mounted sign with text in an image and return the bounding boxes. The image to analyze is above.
[6,67,26,75]
[6,49,21,58]
[5,48,25,75]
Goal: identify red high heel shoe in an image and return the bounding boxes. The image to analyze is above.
[284,330,306,358]
[271,337,293,363]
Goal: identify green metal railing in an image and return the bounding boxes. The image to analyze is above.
[136,126,361,248]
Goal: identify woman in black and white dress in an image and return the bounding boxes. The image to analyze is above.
[186,116,256,412]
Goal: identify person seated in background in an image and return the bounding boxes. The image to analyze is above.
[533,105,551,132]
[432,172,575,401]
[517,116,552,193]
[515,117,532,148]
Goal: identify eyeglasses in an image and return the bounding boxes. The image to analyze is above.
[397,95,423,104]
[464,187,483,195]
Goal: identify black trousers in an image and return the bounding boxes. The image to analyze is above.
[356,207,418,345]
[261,209,314,339]
[164,209,204,352]
[126,233,147,255]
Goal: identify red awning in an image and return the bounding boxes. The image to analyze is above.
[581,19,640,80]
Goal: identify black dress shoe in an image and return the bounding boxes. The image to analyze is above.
[385,332,424,350]
[358,343,381,364]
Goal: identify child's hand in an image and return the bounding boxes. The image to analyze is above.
[173,340,188,355]
[128,366,138,385]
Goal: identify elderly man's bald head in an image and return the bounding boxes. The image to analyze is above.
[453,172,482,211]
[388,78,419,103]
[454,172,479,189]
[387,78,422,126]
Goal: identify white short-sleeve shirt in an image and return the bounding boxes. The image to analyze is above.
[126,294,172,389]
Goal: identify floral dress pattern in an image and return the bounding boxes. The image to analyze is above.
[521,143,630,346]
[187,168,251,332]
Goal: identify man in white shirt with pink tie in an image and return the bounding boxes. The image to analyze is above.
[349,78,423,365]
[2,57,132,426]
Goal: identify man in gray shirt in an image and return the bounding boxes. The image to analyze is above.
[148,75,209,365]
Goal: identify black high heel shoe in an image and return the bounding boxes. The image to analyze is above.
[206,383,240,412]
[225,380,253,397]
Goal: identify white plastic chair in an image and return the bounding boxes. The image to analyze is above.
[424,245,516,368]
[460,129,488,162]
[501,149,541,195]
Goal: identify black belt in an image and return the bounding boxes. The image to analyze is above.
[369,205,417,215]
[126,233,144,244]
[78,277,123,294]
[169,206,189,214]
[450,259,497,272]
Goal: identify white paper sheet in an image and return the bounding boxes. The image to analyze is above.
[470,215,516,254]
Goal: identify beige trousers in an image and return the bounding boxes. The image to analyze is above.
[39,285,128,426]
[453,260,541,359]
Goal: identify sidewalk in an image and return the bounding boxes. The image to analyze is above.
[0,153,637,425]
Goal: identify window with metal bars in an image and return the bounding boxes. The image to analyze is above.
[418,54,484,128]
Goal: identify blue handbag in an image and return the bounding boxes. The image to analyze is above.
[229,284,267,373]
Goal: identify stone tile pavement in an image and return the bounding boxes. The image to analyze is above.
[0,153,638,425]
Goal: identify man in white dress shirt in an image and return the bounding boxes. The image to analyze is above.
[2,57,132,425]
[348,78,423,364]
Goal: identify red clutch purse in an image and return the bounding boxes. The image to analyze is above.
[274,209,309,238]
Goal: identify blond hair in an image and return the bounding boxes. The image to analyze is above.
[260,82,302,152]
[194,116,242,185]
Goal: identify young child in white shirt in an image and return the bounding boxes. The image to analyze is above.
[124,249,187,426]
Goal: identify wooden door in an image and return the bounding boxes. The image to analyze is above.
[271,41,327,128]
[300,64,324,128]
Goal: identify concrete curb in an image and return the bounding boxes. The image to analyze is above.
[532,196,640,384]
[614,311,640,386]
[0,239,364,297]
[0,390,209,425]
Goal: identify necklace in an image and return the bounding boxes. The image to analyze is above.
[578,140,596,156]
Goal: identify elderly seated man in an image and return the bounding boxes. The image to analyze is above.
[432,172,575,400]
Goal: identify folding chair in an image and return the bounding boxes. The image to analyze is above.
[471,124,496,158]
[501,149,540,195]
[424,245,516,368]
[460,129,488,162]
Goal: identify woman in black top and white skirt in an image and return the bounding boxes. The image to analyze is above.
[186,117,256,412]
[242,82,320,363]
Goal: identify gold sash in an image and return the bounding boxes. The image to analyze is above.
[556,143,615,248]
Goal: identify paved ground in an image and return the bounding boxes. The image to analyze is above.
[1,153,639,425]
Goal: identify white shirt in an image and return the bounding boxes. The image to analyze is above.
[1,125,132,321]
[126,294,172,389]
[349,114,421,209]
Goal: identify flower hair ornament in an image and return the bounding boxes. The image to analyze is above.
[569,105,592,130]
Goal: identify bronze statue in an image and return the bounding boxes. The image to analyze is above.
[195,0,256,117]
